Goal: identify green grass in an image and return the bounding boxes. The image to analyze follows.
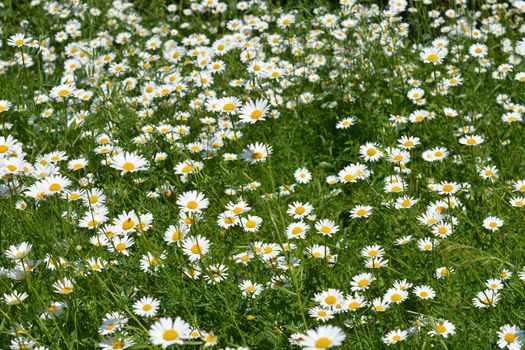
[1,0,525,349]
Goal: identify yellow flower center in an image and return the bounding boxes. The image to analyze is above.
[122,162,136,171]
[171,231,182,241]
[427,53,438,62]
[325,296,337,305]
[505,333,516,343]
[251,110,263,119]
[163,329,179,341]
[48,305,58,313]
[292,227,303,235]
[391,293,402,302]
[122,219,134,230]
[357,279,369,288]
[58,89,71,97]
[223,103,235,111]
[115,243,127,251]
[344,174,354,181]
[182,165,193,173]
[435,325,447,333]
[315,337,332,348]
[112,341,125,349]
[190,244,202,254]
[187,201,198,209]
[49,183,62,192]
[442,184,453,192]
[233,207,243,214]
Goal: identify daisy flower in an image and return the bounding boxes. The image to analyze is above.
[5,242,32,260]
[287,201,314,219]
[361,245,384,258]
[497,324,523,349]
[459,135,484,146]
[314,219,339,237]
[294,167,313,184]
[413,285,436,300]
[483,216,504,231]
[241,142,273,163]
[309,307,334,322]
[286,221,309,239]
[350,273,375,292]
[240,215,263,232]
[469,43,488,57]
[182,235,210,261]
[50,84,76,99]
[314,289,344,309]
[239,99,269,123]
[349,205,373,219]
[336,117,355,129]
[8,33,31,47]
[133,296,160,317]
[384,288,408,304]
[149,317,191,348]
[420,46,447,65]
[473,289,500,308]
[382,329,408,345]
[0,100,12,113]
[177,191,209,213]
[435,266,453,279]
[109,235,134,256]
[3,291,29,305]
[53,277,74,295]
[299,325,346,349]
[239,280,263,298]
[218,96,241,114]
[109,152,149,174]
[428,320,456,338]
[359,142,383,162]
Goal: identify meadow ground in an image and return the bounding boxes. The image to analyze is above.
[1,0,525,349]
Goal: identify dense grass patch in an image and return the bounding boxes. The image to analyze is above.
[1,0,525,349]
